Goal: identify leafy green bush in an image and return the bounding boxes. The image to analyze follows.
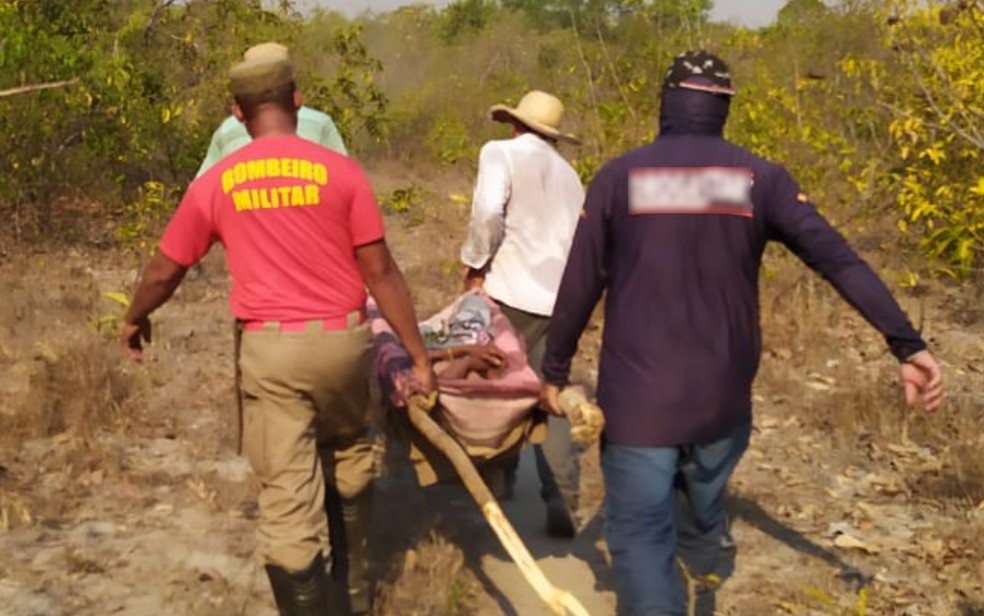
[379,185,429,226]
[3,0,983,281]
[425,117,475,165]
[880,2,984,276]
[0,0,388,247]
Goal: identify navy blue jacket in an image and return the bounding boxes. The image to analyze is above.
[542,91,926,447]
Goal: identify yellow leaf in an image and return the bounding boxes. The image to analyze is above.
[804,587,836,606]
[858,586,869,615]
[970,177,984,197]
[103,291,131,308]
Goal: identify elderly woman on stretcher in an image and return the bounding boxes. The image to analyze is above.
[427,342,508,380]
[370,292,602,460]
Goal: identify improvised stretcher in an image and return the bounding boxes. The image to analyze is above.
[369,291,603,616]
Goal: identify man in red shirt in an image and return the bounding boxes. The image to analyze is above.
[121,51,435,615]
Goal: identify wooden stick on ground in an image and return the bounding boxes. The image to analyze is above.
[0,78,80,99]
[406,395,591,616]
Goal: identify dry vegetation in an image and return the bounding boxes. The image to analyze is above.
[1,259,133,529]
[374,532,480,616]
[2,1,984,614]
[4,169,982,615]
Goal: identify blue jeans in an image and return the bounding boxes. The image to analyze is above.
[602,422,751,616]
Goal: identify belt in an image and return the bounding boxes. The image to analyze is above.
[240,309,366,332]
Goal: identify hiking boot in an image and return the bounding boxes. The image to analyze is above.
[264,552,351,616]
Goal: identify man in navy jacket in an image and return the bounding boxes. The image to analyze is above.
[540,50,944,616]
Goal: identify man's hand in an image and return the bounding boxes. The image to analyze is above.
[120,251,188,362]
[900,350,944,413]
[409,360,438,398]
[463,267,485,292]
[121,317,152,361]
[461,344,506,368]
[540,383,565,417]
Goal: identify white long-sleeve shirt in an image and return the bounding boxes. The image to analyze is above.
[460,133,585,316]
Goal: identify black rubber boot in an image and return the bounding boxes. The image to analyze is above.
[341,492,373,614]
[327,488,373,615]
[264,552,352,616]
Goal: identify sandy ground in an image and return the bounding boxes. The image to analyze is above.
[419,450,616,616]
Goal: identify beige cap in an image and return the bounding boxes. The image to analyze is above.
[228,56,294,97]
[243,42,290,63]
[490,90,581,145]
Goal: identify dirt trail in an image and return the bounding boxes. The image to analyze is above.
[472,452,615,616]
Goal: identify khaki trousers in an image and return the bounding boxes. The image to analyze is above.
[238,318,374,571]
[497,302,580,511]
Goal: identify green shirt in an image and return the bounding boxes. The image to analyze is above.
[195,106,348,177]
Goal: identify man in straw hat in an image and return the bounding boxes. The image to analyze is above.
[196,42,348,177]
[121,48,436,615]
[541,50,944,615]
[460,90,585,538]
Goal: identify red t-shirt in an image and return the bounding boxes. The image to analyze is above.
[159,134,385,321]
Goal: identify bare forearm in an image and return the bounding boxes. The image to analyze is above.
[356,240,429,367]
[124,253,187,324]
[438,360,472,380]
[463,266,486,289]
[368,270,428,367]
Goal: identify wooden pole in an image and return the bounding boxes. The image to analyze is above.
[0,78,80,99]
[406,395,592,616]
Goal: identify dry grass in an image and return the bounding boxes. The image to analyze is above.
[768,276,981,452]
[759,256,984,507]
[0,256,144,527]
[374,532,481,616]
[0,487,34,532]
[747,260,984,616]
[14,337,133,441]
[0,265,137,445]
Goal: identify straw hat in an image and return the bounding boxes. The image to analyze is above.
[489,90,581,145]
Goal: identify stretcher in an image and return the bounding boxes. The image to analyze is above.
[371,291,546,482]
[369,290,595,616]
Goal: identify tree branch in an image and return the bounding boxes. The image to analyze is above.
[593,16,638,133]
[568,7,604,161]
[891,29,984,152]
[144,0,178,43]
[913,37,984,146]
[0,78,80,99]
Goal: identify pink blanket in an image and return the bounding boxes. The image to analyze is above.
[370,291,541,450]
